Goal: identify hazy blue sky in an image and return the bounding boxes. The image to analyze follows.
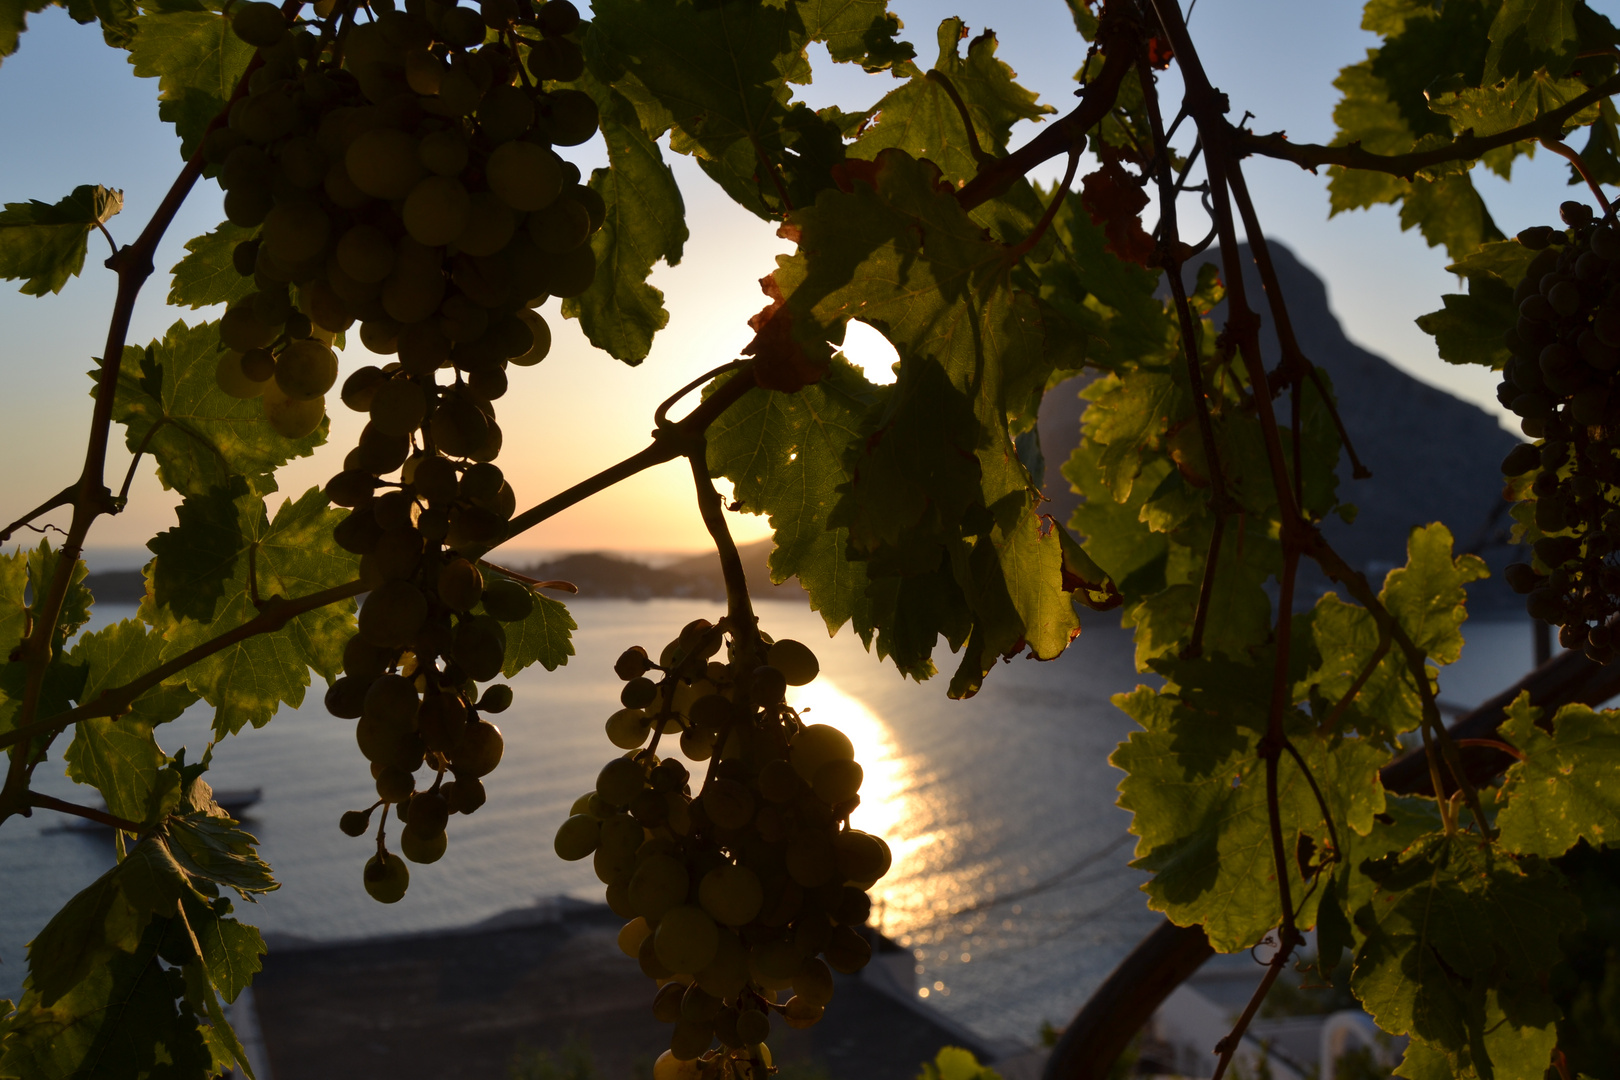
[1,1,1613,562]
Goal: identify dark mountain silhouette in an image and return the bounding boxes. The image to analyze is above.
[1036,242,1524,610]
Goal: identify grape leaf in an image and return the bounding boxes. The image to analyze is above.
[0,547,28,656]
[1496,694,1620,857]
[27,539,94,650]
[850,18,1053,187]
[1351,833,1575,1078]
[1112,668,1387,953]
[2,927,216,1080]
[1416,238,1534,369]
[560,74,688,365]
[144,486,358,737]
[0,184,122,296]
[145,478,252,623]
[591,0,842,219]
[61,0,140,51]
[168,220,255,310]
[705,356,884,636]
[1485,0,1579,81]
[497,590,576,677]
[796,0,913,70]
[1380,523,1488,663]
[64,620,200,822]
[126,6,254,159]
[103,318,327,499]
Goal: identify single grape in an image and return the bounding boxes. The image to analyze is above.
[555,813,601,861]
[274,340,339,401]
[261,381,326,439]
[339,808,373,836]
[486,140,563,212]
[362,852,410,903]
[216,351,272,399]
[698,864,763,926]
[654,905,719,975]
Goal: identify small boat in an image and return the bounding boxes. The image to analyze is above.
[56,788,264,832]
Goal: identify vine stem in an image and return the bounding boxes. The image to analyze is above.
[1540,136,1614,214]
[1137,44,1234,660]
[28,792,142,833]
[688,451,760,669]
[1232,72,1620,178]
[926,70,994,166]
[955,17,1141,210]
[1,2,300,825]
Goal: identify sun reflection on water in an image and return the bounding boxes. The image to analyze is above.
[786,678,962,936]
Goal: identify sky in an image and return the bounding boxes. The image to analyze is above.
[2,0,1617,565]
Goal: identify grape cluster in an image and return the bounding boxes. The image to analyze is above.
[1498,201,1620,663]
[553,620,892,1076]
[208,0,599,445]
[207,0,603,895]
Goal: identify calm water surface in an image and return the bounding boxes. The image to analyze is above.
[0,598,1545,1044]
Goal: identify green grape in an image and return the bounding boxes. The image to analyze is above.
[405,48,447,95]
[467,365,508,401]
[629,854,690,920]
[785,836,837,888]
[456,192,518,257]
[368,377,428,436]
[734,1009,770,1046]
[444,776,487,813]
[597,756,646,807]
[452,616,506,681]
[323,466,377,506]
[791,957,834,1007]
[554,813,600,860]
[262,200,332,265]
[669,1022,713,1062]
[430,393,494,457]
[767,639,819,686]
[811,759,862,805]
[653,1052,703,1080]
[363,852,410,903]
[236,92,300,144]
[536,88,599,146]
[481,576,534,621]
[679,728,715,761]
[440,294,489,341]
[536,0,581,36]
[401,825,448,864]
[360,527,425,585]
[324,676,370,720]
[652,980,686,1024]
[453,718,504,777]
[406,790,451,834]
[381,238,449,323]
[833,830,890,884]
[527,36,584,83]
[789,724,853,782]
[280,135,328,189]
[397,318,453,373]
[404,175,471,247]
[537,242,596,298]
[222,145,272,190]
[340,808,373,837]
[359,580,430,647]
[437,5,486,47]
[363,673,419,728]
[618,916,652,958]
[220,304,277,351]
[375,765,415,802]
[216,351,272,399]
[415,129,468,179]
[261,381,326,439]
[478,84,534,143]
[274,339,339,400]
[337,224,397,283]
[605,708,652,750]
[486,140,563,212]
[527,196,591,253]
[325,159,372,209]
[655,905,719,975]
[698,865,763,927]
[414,456,461,505]
[346,128,425,200]
[823,925,871,973]
[571,183,606,233]
[437,558,484,611]
[700,779,754,830]
[782,996,824,1030]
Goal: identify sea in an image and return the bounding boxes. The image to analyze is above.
[0,592,1547,1047]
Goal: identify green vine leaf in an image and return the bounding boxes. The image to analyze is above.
[1495,694,1620,857]
[496,589,576,677]
[706,356,884,637]
[126,5,254,159]
[168,220,256,310]
[0,0,52,66]
[796,0,913,70]
[103,318,327,499]
[1352,833,1576,1079]
[560,74,688,364]
[143,485,358,737]
[1112,664,1387,953]
[0,184,123,296]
